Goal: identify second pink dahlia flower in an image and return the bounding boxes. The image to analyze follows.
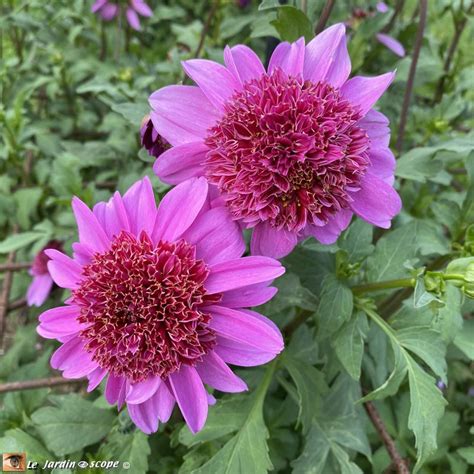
[36,177,284,434]
[91,0,152,31]
[150,23,402,259]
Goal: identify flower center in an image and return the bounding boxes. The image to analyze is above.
[204,69,371,232]
[73,231,219,383]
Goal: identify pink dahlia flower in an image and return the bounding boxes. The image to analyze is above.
[27,241,63,307]
[150,23,402,259]
[91,0,152,31]
[36,177,284,434]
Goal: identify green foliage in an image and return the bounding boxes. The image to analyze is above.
[0,0,473,473]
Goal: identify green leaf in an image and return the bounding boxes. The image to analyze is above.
[0,429,52,463]
[332,311,369,380]
[457,447,474,465]
[282,354,328,433]
[111,102,149,125]
[180,363,276,474]
[316,275,353,337]
[454,320,474,359]
[101,429,150,474]
[292,376,370,474]
[0,231,45,253]
[367,222,418,281]
[31,394,115,456]
[339,220,374,262]
[271,6,313,42]
[13,187,43,229]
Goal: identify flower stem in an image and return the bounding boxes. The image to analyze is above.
[351,278,416,295]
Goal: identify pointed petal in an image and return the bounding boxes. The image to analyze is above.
[208,305,283,354]
[196,351,247,393]
[169,365,208,434]
[215,336,280,367]
[38,305,83,339]
[152,177,208,242]
[304,23,350,86]
[205,256,285,294]
[376,33,405,57]
[183,207,245,265]
[128,397,160,434]
[131,0,153,17]
[306,208,353,244]
[122,177,157,237]
[155,382,175,422]
[105,374,127,406]
[220,283,278,308]
[45,250,83,289]
[149,85,220,146]
[153,142,208,185]
[349,173,401,228]
[27,274,53,307]
[87,367,108,392]
[72,197,110,253]
[126,8,141,30]
[51,337,98,378]
[182,59,240,111]
[224,45,265,84]
[250,222,297,259]
[269,38,305,76]
[126,376,161,404]
[341,72,396,116]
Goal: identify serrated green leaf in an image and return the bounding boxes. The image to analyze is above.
[31,394,115,456]
[339,220,374,262]
[111,102,149,125]
[271,6,313,42]
[316,275,353,337]
[333,311,369,380]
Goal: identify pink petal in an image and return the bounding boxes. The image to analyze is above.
[358,109,390,149]
[196,351,247,393]
[369,148,396,185]
[349,173,401,228]
[91,0,108,13]
[376,33,405,57]
[183,207,245,265]
[169,365,208,434]
[126,7,141,30]
[99,3,119,21]
[269,38,305,76]
[27,274,53,307]
[220,283,278,308]
[72,197,110,253]
[181,59,241,111]
[153,142,208,185]
[250,222,297,259]
[126,376,161,404]
[207,305,283,354]
[149,85,220,146]
[87,367,108,392]
[205,257,285,294]
[127,397,160,434]
[131,0,152,17]
[304,23,350,87]
[215,336,280,367]
[45,250,83,289]
[224,45,265,84]
[122,177,156,237]
[105,374,127,407]
[305,208,353,244]
[155,382,175,422]
[102,191,131,239]
[152,177,208,243]
[51,337,98,378]
[37,305,83,339]
[341,72,396,117]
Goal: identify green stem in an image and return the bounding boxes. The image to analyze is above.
[351,278,416,295]
[443,273,465,281]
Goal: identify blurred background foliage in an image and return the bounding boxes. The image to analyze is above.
[0,0,473,473]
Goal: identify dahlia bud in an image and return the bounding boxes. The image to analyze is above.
[140,115,169,159]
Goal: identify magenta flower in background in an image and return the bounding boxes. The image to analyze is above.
[27,241,63,307]
[150,23,402,259]
[37,177,284,434]
[140,115,169,159]
[91,0,152,31]
[376,33,406,57]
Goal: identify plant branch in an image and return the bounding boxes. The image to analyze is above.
[352,278,416,295]
[7,298,27,312]
[0,249,16,353]
[381,0,406,34]
[0,262,31,272]
[314,0,336,35]
[395,0,428,154]
[0,376,84,394]
[364,399,410,473]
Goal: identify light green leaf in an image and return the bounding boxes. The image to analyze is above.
[339,220,374,261]
[271,6,313,42]
[316,275,353,337]
[454,320,474,359]
[0,429,52,463]
[0,231,45,253]
[457,447,474,465]
[333,311,369,380]
[31,394,115,456]
[181,363,276,474]
[111,102,149,125]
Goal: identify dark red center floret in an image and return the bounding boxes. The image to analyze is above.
[205,69,371,233]
[73,231,219,383]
